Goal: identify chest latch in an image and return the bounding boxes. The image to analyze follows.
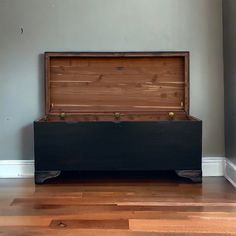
[114,112,121,120]
[59,112,66,120]
[168,112,175,120]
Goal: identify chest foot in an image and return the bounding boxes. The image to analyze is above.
[35,171,61,184]
[175,170,202,183]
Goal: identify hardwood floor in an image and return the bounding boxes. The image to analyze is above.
[0,172,235,236]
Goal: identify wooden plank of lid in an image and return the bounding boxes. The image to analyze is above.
[45,52,189,116]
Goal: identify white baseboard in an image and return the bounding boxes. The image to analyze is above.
[0,157,226,178]
[0,160,34,178]
[202,157,225,176]
[1,158,235,187]
[224,158,236,188]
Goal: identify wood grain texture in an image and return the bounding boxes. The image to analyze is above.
[44,52,189,121]
[39,112,190,122]
[0,175,235,235]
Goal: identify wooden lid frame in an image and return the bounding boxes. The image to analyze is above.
[45,52,189,116]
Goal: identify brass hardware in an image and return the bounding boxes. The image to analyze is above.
[114,112,121,120]
[59,112,66,119]
[181,101,184,107]
[51,103,54,109]
[168,112,175,120]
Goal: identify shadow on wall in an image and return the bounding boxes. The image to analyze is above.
[21,123,34,160]
[38,53,44,117]
[20,53,44,160]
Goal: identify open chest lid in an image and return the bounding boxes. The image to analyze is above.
[45,52,189,116]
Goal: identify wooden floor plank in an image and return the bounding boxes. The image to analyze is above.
[0,227,229,236]
[129,219,236,234]
[50,219,129,229]
[0,176,235,235]
[0,216,51,227]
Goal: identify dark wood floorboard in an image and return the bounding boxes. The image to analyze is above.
[0,172,235,235]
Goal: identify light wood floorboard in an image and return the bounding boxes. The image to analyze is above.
[0,173,235,235]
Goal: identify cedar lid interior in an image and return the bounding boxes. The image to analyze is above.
[45,52,189,115]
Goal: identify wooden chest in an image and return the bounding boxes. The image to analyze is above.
[34,52,202,184]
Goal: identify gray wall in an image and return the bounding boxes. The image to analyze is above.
[223,0,236,164]
[0,0,224,160]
